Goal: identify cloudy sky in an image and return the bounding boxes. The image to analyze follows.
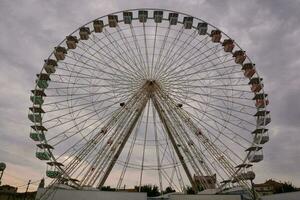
[0,0,300,192]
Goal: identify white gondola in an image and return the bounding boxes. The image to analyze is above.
[43,59,57,74]
[79,27,90,40]
[154,10,163,23]
[66,35,78,49]
[138,10,148,23]
[54,46,67,60]
[183,17,193,29]
[93,20,104,33]
[108,15,118,27]
[254,133,269,144]
[247,147,263,163]
[168,13,178,25]
[197,22,207,35]
[123,11,133,24]
[257,116,271,126]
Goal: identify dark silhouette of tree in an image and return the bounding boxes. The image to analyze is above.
[163,186,175,194]
[100,186,116,191]
[186,186,195,194]
[274,181,298,194]
[134,184,160,197]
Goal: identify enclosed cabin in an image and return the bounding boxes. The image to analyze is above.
[252,128,269,145]
[43,59,57,74]
[187,140,194,146]
[108,15,118,27]
[36,73,50,89]
[210,30,222,43]
[123,11,133,24]
[233,50,246,64]
[196,129,203,136]
[242,63,256,79]
[93,20,104,33]
[249,77,263,93]
[255,110,271,126]
[176,103,183,108]
[30,129,45,142]
[154,10,163,23]
[46,162,63,178]
[253,92,269,108]
[138,10,148,23]
[183,17,193,29]
[54,46,67,61]
[31,89,45,106]
[101,127,108,134]
[232,171,255,183]
[197,22,208,35]
[107,139,113,145]
[36,143,53,160]
[79,27,90,40]
[168,13,179,25]
[28,106,45,123]
[246,146,263,163]
[222,39,235,52]
[66,35,78,49]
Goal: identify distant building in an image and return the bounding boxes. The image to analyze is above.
[254,179,284,196]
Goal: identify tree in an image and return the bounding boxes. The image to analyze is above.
[274,181,298,193]
[163,186,176,194]
[134,184,160,197]
[100,186,116,191]
[186,186,195,194]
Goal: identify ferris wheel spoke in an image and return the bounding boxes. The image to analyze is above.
[165,51,233,81]
[98,30,144,79]
[153,24,171,78]
[115,26,147,77]
[63,53,134,83]
[167,66,243,84]
[55,62,135,85]
[83,33,140,78]
[73,42,139,81]
[129,24,148,76]
[150,23,158,79]
[162,35,210,76]
[154,26,185,78]
[162,38,220,78]
[156,29,199,78]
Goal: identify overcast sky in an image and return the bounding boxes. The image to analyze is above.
[0,0,300,192]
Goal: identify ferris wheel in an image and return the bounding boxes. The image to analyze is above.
[28,8,270,198]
